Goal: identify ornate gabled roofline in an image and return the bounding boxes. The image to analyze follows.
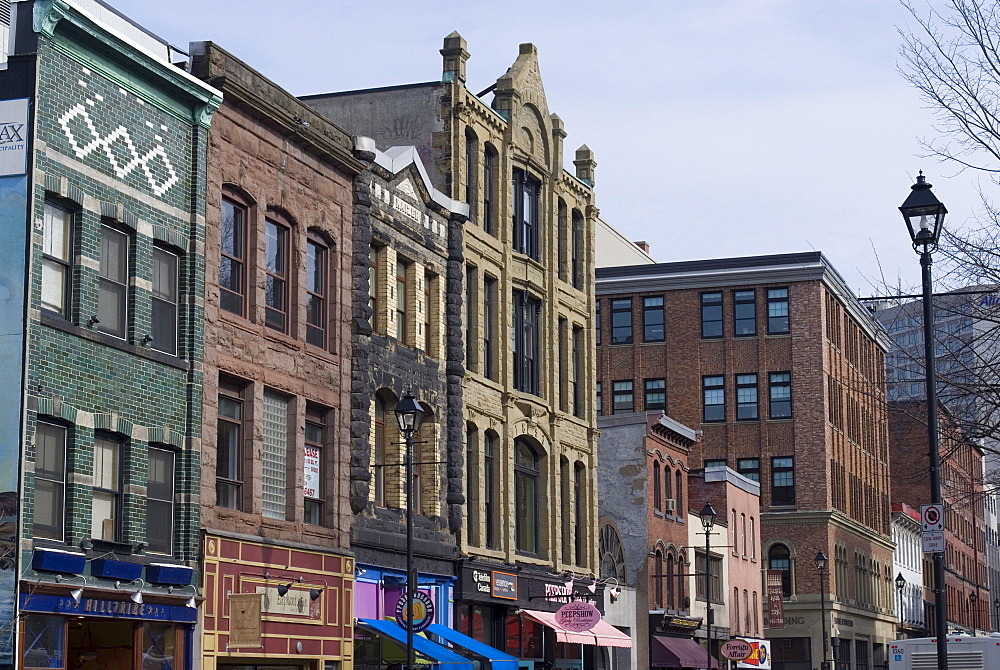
[357,137,469,219]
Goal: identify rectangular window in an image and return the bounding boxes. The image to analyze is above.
[701,292,723,338]
[465,131,478,220]
[695,552,723,603]
[558,318,568,412]
[305,238,328,348]
[574,464,584,565]
[734,290,756,336]
[513,290,541,395]
[612,380,634,414]
[643,296,665,342]
[368,245,379,332]
[512,168,540,260]
[611,298,633,344]
[737,458,760,482]
[572,326,584,417]
[304,406,325,525]
[396,259,409,344]
[373,396,386,507]
[704,459,727,470]
[425,270,438,356]
[645,378,666,411]
[483,148,496,235]
[772,456,795,505]
[216,386,243,510]
[483,276,497,380]
[98,224,128,338]
[703,375,725,422]
[484,432,498,549]
[151,247,179,355]
[42,200,72,315]
[596,382,602,414]
[767,288,790,334]
[769,372,792,418]
[146,447,175,555]
[91,436,121,541]
[571,211,583,289]
[262,390,290,519]
[33,422,66,541]
[264,219,289,332]
[595,301,601,346]
[736,374,759,420]
[220,197,246,316]
[466,266,478,370]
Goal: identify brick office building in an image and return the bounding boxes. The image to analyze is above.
[304,33,621,666]
[189,43,357,670]
[595,252,896,670]
[888,400,989,635]
[3,1,220,667]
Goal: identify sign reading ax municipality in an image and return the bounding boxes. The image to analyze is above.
[0,99,28,177]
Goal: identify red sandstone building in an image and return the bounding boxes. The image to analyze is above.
[191,43,359,669]
[596,252,896,670]
[888,400,989,634]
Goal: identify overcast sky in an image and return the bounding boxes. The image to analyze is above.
[109,0,987,296]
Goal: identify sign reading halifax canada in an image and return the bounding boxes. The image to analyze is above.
[0,99,28,177]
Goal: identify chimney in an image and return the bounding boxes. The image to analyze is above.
[574,145,596,187]
[441,32,470,84]
[635,241,650,253]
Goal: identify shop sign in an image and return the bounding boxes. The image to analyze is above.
[395,590,434,633]
[722,639,753,660]
[468,568,517,600]
[492,572,517,599]
[18,593,197,624]
[229,593,262,647]
[833,617,854,627]
[255,585,319,618]
[736,639,771,669]
[555,601,600,632]
[662,616,700,630]
[0,99,28,177]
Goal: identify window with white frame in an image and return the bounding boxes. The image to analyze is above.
[146,446,175,555]
[33,422,67,540]
[92,435,121,541]
[42,200,73,315]
[98,223,129,338]
[151,247,179,355]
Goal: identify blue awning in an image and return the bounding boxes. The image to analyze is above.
[427,624,520,670]
[357,619,474,670]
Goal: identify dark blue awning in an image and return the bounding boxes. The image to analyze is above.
[357,618,474,670]
[427,624,519,670]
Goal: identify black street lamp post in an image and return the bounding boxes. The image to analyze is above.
[816,552,830,670]
[394,391,426,670]
[969,591,978,635]
[994,598,1000,632]
[899,172,949,670]
[700,503,717,670]
[895,572,906,637]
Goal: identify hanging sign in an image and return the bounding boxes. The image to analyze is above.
[555,601,601,632]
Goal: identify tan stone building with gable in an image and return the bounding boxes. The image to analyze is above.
[304,33,616,667]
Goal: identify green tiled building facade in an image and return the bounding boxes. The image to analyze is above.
[3,1,220,666]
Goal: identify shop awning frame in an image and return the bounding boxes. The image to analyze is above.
[357,618,474,670]
[651,635,720,669]
[519,609,632,648]
[427,624,520,670]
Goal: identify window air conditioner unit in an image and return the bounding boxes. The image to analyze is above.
[665,499,677,513]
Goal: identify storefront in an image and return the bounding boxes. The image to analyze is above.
[650,613,719,670]
[454,560,631,670]
[19,584,196,670]
[201,534,353,670]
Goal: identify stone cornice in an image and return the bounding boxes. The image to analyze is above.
[190,42,363,174]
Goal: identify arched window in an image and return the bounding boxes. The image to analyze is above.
[676,554,686,610]
[373,394,387,506]
[666,552,675,610]
[675,470,683,516]
[653,464,661,512]
[599,523,626,581]
[574,462,585,566]
[768,543,792,597]
[571,209,584,289]
[557,199,568,281]
[515,438,540,554]
[484,431,499,549]
[733,587,740,632]
[663,468,672,510]
[653,550,664,609]
[465,128,478,220]
[305,229,332,349]
[466,424,479,546]
[483,144,497,235]
[264,211,293,333]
